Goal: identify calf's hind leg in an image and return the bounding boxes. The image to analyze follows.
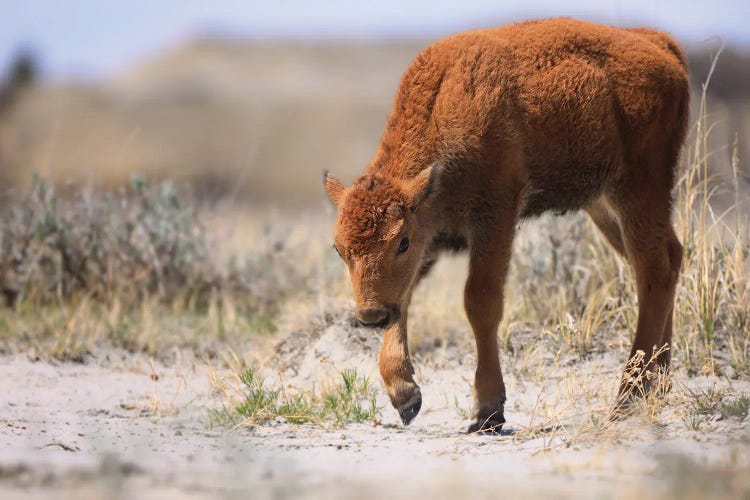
[614,193,682,407]
[464,211,517,433]
[656,233,682,371]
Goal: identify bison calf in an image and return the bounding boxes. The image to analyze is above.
[324,18,688,432]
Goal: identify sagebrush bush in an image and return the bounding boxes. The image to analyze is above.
[0,176,302,315]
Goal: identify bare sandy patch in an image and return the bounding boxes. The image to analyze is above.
[3,309,748,500]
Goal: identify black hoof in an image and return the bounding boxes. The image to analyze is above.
[467,415,505,435]
[397,395,422,426]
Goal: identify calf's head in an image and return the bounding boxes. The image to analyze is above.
[323,167,438,329]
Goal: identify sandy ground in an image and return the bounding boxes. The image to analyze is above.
[2,317,750,499]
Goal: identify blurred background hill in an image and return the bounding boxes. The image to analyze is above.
[0,1,748,208]
[0,39,419,206]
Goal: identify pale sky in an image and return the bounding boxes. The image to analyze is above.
[1,0,748,79]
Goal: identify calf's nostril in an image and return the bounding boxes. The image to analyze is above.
[372,315,389,328]
[356,309,390,328]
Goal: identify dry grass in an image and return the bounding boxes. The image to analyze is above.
[674,76,750,378]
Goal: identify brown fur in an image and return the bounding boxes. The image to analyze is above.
[324,18,689,432]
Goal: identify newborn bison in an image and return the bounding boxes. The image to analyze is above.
[324,18,689,432]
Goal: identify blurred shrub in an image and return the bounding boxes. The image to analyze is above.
[7,50,37,89]
[0,49,38,111]
[0,176,299,315]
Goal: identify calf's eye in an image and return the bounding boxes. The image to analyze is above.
[397,236,410,254]
[333,245,343,258]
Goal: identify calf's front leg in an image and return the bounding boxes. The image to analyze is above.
[464,218,516,433]
[379,308,422,425]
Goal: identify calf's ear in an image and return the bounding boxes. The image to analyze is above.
[405,162,443,213]
[323,170,345,208]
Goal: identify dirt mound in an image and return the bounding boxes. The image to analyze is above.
[274,313,382,386]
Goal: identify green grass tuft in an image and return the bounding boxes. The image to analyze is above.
[214,367,381,428]
[719,394,750,420]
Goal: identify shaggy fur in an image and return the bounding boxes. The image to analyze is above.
[324,17,689,432]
